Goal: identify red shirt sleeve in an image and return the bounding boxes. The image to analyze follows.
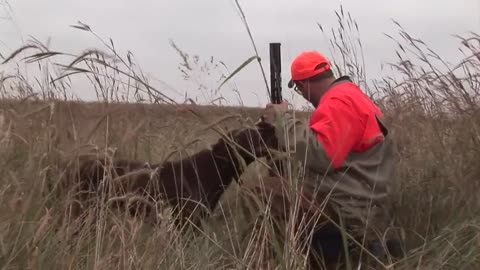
[309,97,364,169]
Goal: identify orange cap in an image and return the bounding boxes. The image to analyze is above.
[287,51,331,88]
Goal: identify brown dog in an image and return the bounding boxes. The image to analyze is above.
[64,121,279,232]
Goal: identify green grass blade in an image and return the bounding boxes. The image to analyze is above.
[217,55,258,91]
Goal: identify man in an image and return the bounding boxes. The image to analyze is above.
[260,51,403,266]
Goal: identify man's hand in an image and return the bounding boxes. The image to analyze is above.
[261,100,289,124]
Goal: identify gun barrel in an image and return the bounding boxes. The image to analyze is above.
[269,43,282,104]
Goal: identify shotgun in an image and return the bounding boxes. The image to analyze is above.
[268,42,287,176]
[269,43,282,104]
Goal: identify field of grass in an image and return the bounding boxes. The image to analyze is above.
[0,94,478,269]
[1,4,480,270]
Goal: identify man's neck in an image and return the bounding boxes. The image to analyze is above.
[317,77,337,99]
[311,76,349,108]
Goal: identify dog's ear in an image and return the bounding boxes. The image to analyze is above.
[255,118,275,131]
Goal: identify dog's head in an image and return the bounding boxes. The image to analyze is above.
[225,120,279,164]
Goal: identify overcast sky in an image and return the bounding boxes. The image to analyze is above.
[1,0,479,107]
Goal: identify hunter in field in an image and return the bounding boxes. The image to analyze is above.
[255,50,404,267]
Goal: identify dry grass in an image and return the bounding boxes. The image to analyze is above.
[1,4,480,270]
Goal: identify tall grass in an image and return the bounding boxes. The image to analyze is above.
[0,4,479,270]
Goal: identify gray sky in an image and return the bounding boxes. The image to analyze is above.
[1,0,479,107]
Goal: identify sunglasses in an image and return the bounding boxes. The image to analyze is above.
[293,82,304,95]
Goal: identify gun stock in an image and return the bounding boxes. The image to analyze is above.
[269,43,282,104]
